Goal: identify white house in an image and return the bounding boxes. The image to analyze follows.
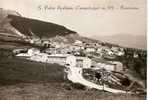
[83,57,92,68]
[97,62,115,71]
[13,48,27,54]
[76,57,92,68]
[30,54,92,68]
[92,58,117,71]
[70,45,83,51]
[27,48,40,56]
[96,48,102,53]
[66,55,77,67]
[42,40,50,47]
[46,54,76,66]
[110,61,123,72]
[96,61,123,72]
[133,52,139,58]
[116,51,124,56]
[108,50,114,55]
[16,48,40,57]
[45,47,57,54]
[111,47,119,52]
[74,40,83,45]
[29,53,48,62]
[85,47,96,52]
[16,49,91,68]
[28,54,76,67]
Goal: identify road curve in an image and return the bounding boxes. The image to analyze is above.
[66,66,127,93]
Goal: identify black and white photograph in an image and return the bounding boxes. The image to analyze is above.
[0,0,146,100]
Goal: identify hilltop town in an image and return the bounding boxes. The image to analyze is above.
[11,33,146,93]
[0,8,146,98]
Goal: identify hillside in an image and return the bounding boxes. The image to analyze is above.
[0,8,77,39]
[0,8,146,50]
[7,15,76,38]
[0,8,79,50]
[0,50,65,85]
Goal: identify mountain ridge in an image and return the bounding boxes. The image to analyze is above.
[0,8,77,39]
[0,8,146,50]
[91,34,147,50]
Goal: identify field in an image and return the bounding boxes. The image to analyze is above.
[0,82,146,100]
[0,57,146,100]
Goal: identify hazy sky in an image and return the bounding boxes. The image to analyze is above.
[0,0,146,37]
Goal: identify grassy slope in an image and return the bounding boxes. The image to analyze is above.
[7,15,76,37]
[0,83,146,100]
[0,57,64,85]
[0,51,146,100]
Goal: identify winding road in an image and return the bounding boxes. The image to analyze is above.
[66,66,127,93]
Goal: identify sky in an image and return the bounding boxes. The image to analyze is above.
[0,0,146,37]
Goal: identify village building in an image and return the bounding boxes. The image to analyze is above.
[111,46,119,52]
[54,43,61,48]
[29,54,76,67]
[42,40,50,48]
[74,40,83,45]
[133,52,139,58]
[85,46,96,52]
[27,48,40,56]
[107,50,114,55]
[26,36,41,45]
[91,58,122,72]
[102,48,114,56]
[16,48,41,57]
[46,54,76,66]
[96,43,102,48]
[96,48,102,53]
[109,61,123,72]
[28,53,92,68]
[70,45,83,51]
[45,47,57,54]
[57,47,70,54]
[97,62,115,71]
[115,51,124,56]
[76,57,92,68]
[29,53,48,62]
[13,48,28,54]
[99,46,111,54]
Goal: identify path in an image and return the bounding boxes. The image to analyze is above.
[66,66,127,93]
